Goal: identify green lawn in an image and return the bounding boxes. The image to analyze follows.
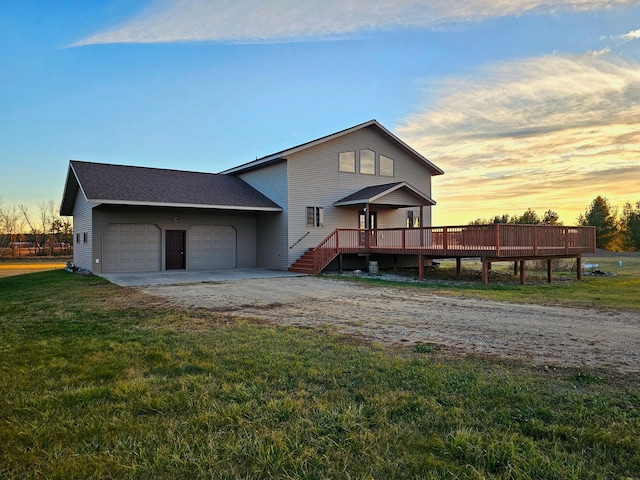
[337,255,640,311]
[1,271,639,479]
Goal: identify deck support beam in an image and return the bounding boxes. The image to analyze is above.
[547,259,552,283]
[482,258,489,286]
[456,257,462,279]
[520,261,526,285]
[418,255,424,281]
[577,256,582,281]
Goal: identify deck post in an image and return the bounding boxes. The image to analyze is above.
[520,261,526,285]
[456,257,462,279]
[338,254,343,274]
[577,256,582,280]
[513,261,518,275]
[418,255,424,281]
[547,259,552,283]
[482,258,489,286]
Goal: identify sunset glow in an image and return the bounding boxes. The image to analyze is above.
[1,1,639,225]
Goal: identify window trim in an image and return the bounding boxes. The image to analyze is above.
[380,154,394,177]
[359,149,375,175]
[338,150,356,173]
[306,206,324,227]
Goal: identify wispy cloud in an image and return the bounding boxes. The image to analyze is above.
[396,54,640,223]
[69,0,633,46]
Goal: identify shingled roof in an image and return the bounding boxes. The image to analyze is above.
[60,161,282,216]
[334,181,435,208]
[221,119,444,176]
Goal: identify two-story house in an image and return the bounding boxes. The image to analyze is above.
[60,119,444,275]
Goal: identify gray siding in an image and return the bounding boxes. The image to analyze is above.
[238,161,289,270]
[92,206,257,273]
[286,125,435,265]
[71,191,95,272]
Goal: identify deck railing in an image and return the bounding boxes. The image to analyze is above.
[308,224,596,272]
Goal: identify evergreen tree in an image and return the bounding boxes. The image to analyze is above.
[578,196,618,249]
[622,201,640,251]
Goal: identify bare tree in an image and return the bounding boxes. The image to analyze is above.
[18,204,40,255]
[1,200,25,258]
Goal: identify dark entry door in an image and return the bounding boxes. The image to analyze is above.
[166,230,186,270]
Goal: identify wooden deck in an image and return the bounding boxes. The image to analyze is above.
[289,224,596,285]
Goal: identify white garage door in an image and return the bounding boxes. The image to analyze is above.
[104,224,161,273]
[189,225,236,269]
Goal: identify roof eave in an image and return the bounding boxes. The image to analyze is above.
[90,199,282,212]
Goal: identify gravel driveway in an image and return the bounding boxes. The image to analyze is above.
[143,276,640,373]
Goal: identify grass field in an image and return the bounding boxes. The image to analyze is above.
[0,258,68,278]
[341,254,640,311]
[1,270,639,479]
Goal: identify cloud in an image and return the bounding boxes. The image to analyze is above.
[396,54,640,224]
[69,0,634,46]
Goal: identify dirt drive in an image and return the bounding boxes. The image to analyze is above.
[143,276,640,374]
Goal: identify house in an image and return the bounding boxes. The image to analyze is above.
[60,119,444,274]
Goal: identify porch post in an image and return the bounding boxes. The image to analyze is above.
[419,206,424,247]
[365,202,370,250]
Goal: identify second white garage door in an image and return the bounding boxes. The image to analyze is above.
[189,225,236,269]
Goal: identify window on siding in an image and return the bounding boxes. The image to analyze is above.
[306,207,324,227]
[359,149,375,175]
[338,151,355,173]
[83,232,88,243]
[76,233,80,244]
[380,154,394,177]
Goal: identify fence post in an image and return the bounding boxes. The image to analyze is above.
[443,227,448,256]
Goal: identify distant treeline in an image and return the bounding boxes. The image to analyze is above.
[468,196,640,252]
[0,199,72,258]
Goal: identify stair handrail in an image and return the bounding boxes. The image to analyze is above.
[290,231,310,249]
[311,229,340,273]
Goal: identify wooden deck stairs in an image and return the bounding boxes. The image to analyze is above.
[289,247,338,274]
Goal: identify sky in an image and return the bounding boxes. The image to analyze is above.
[1,0,639,226]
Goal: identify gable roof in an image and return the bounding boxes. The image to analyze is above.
[60,160,282,216]
[221,119,444,176]
[334,182,436,208]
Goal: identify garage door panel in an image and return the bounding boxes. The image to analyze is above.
[105,224,160,273]
[189,225,236,269]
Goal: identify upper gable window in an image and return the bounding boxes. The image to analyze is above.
[380,155,394,177]
[359,149,375,175]
[338,151,355,173]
